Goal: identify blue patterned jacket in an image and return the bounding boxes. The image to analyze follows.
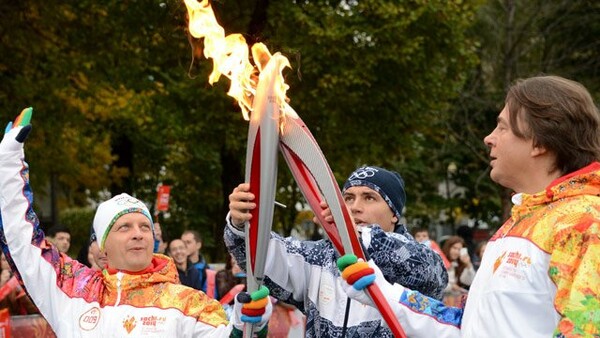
[224,218,447,337]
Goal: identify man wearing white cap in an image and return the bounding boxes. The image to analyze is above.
[0,108,271,337]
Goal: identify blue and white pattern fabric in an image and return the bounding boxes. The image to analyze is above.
[224,217,447,338]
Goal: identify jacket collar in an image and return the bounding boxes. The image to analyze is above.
[103,254,178,292]
[514,162,600,210]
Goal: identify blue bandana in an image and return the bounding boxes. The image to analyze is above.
[342,166,406,222]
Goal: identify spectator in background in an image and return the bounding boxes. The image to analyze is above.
[168,239,203,290]
[76,227,103,270]
[0,253,39,315]
[154,222,167,254]
[87,231,108,271]
[46,224,71,255]
[473,240,488,271]
[216,254,246,306]
[412,227,450,269]
[215,254,247,320]
[75,241,92,268]
[182,229,215,296]
[0,253,11,287]
[456,225,476,263]
[442,236,476,295]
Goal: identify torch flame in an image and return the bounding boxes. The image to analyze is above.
[184,0,297,120]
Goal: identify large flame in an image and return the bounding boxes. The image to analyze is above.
[184,0,297,120]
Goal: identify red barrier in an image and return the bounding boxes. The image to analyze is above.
[8,314,56,338]
[0,309,10,338]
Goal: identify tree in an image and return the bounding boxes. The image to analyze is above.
[0,0,485,256]
[261,0,483,231]
[9,0,558,259]
[444,0,600,228]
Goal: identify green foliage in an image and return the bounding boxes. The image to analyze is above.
[3,0,597,259]
[0,0,483,257]
[444,0,600,224]
[265,0,482,227]
[59,207,95,258]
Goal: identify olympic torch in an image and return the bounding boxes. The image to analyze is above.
[279,114,407,338]
[183,1,406,335]
[242,53,285,337]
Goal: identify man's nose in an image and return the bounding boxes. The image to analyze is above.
[131,225,144,238]
[483,133,494,147]
[348,200,362,213]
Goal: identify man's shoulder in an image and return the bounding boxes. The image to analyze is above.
[186,264,202,276]
[161,280,206,301]
[191,261,208,270]
[366,225,414,244]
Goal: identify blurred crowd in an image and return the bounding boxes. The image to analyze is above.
[411,226,490,307]
[0,217,489,336]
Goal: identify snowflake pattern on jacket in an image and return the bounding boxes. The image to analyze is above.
[225,220,447,338]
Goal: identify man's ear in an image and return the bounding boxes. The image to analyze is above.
[531,144,548,157]
[391,215,398,225]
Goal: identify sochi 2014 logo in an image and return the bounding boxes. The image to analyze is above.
[123,315,137,334]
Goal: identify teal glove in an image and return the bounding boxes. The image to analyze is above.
[1,107,33,153]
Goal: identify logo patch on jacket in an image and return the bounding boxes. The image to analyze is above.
[493,250,532,280]
[119,315,168,334]
[140,315,167,333]
[123,315,137,334]
[79,307,101,331]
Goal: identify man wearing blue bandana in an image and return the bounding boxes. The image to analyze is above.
[225,165,447,337]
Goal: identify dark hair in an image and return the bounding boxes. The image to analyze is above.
[182,229,202,243]
[506,75,600,174]
[166,239,185,256]
[475,240,488,259]
[224,253,234,271]
[442,236,469,284]
[411,227,429,237]
[76,244,92,268]
[456,225,473,241]
[47,224,71,237]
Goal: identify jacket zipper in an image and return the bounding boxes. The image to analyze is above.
[115,271,123,306]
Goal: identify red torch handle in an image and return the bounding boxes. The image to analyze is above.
[278,114,407,337]
[280,143,345,251]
